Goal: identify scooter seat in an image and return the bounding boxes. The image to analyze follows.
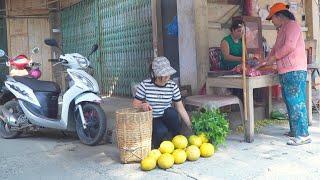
[13,76,61,93]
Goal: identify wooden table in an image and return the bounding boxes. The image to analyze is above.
[307,64,320,113]
[206,73,312,143]
[307,63,320,77]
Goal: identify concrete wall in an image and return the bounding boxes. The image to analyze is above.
[207,3,241,47]
[177,0,209,94]
[177,0,198,92]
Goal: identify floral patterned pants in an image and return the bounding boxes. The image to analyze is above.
[279,70,309,137]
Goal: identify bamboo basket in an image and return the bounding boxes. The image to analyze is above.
[115,108,153,163]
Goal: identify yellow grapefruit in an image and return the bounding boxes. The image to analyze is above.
[200,143,215,157]
[188,135,202,147]
[198,132,209,143]
[148,149,162,161]
[157,153,174,169]
[185,145,200,161]
[172,149,187,164]
[159,141,174,154]
[172,135,188,149]
[140,157,157,171]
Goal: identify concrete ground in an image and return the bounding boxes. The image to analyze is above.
[1,97,320,180]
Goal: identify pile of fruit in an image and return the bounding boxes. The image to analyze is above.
[140,133,215,171]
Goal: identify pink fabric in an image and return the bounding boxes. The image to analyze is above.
[199,83,206,95]
[231,64,262,77]
[269,20,307,74]
[209,47,222,71]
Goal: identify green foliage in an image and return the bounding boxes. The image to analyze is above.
[191,108,229,147]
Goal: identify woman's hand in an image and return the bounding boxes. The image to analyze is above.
[265,56,276,65]
[133,99,152,111]
[141,102,152,111]
[185,120,192,129]
[254,61,267,70]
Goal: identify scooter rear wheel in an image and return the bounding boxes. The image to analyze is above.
[0,101,22,139]
[75,103,106,146]
[0,86,15,105]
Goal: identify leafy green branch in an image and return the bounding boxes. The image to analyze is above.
[191,109,229,147]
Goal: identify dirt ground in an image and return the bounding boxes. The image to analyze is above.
[1,97,320,180]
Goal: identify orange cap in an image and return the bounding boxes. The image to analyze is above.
[266,3,288,20]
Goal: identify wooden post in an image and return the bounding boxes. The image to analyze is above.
[151,0,163,58]
[151,0,158,58]
[242,32,248,119]
[305,0,320,62]
[242,27,247,121]
[244,0,253,16]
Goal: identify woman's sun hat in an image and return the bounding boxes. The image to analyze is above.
[266,2,289,20]
[152,56,176,77]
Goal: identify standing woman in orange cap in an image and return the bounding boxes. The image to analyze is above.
[264,3,311,145]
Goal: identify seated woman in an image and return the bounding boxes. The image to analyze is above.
[220,19,244,70]
[220,19,265,103]
[132,56,192,148]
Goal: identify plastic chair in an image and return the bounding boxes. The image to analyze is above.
[184,95,244,126]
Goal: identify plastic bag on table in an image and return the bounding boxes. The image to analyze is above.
[231,59,277,77]
[231,64,262,77]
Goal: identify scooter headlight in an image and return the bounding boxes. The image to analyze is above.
[69,72,94,91]
[74,56,89,68]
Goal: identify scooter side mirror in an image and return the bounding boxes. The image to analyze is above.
[92,44,98,53]
[88,44,98,57]
[32,47,40,54]
[0,49,5,57]
[44,39,59,47]
[44,38,65,55]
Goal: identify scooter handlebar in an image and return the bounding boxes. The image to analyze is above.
[48,59,59,62]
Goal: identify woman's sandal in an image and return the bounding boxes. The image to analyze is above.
[287,136,312,146]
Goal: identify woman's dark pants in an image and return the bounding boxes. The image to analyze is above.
[152,107,181,148]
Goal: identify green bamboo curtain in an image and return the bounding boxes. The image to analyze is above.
[61,0,153,96]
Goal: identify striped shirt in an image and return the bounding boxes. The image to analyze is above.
[135,79,181,118]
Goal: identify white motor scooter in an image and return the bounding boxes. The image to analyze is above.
[0,39,106,146]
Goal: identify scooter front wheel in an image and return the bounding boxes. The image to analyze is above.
[75,103,106,146]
